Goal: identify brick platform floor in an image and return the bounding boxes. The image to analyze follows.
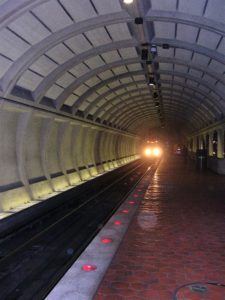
[94,156,225,300]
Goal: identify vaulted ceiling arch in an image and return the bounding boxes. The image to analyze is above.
[0,0,224,134]
[116,99,207,130]
[145,10,225,36]
[160,80,222,116]
[1,11,133,95]
[93,90,151,121]
[32,39,139,102]
[122,109,200,131]
[55,61,144,110]
[71,75,146,114]
[108,97,210,128]
[94,86,218,126]
[96,85,216,123]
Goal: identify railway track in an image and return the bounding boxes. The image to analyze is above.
[0,159,158,300]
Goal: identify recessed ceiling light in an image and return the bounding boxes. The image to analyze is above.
[150,45,157,53]
[123,0,133,4]
[162,43,170,49]
[135,17,143,24]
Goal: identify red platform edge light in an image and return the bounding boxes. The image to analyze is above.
[101,238,113,244]
[82,264,97,272]
[122,209,129,213]
[128,201,135,204]
[133,194,139,198]
[114,221,122,225]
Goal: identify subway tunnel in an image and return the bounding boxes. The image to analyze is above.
[0,1,224,299]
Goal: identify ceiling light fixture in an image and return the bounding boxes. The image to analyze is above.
[123,0,133,4]
[150,45,157,53]
[135,17,143,24]
[162,43,170,49]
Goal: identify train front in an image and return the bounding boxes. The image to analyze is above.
[142,140,163,160]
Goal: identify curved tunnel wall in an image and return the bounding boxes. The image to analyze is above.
[0,1,225,214]
[0,99,140,212]
[188,121,225,174]
[1,0,225,136]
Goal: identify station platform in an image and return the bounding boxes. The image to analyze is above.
[94,156,225,300]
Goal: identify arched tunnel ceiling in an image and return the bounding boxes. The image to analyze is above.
[0,0,225,135]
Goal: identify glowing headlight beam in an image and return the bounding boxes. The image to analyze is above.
[153,148,161,156]
[144,148,152,156]
[144,147,162,157]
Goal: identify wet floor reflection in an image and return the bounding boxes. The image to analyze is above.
[95,157,225,300]
[137,171,165,231]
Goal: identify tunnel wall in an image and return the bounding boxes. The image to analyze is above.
[187,122,225,174]
[0,100,140,212]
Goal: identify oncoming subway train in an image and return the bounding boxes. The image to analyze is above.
[142,140,163,159]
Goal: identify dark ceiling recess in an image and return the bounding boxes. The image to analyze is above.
[162,43,170,49]
[134,17,143,24]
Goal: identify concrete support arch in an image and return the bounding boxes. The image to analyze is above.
[1,11,132,95]
[217,129,224,158]
[16,110,34,200]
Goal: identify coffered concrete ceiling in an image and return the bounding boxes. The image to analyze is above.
[0,0,224,134]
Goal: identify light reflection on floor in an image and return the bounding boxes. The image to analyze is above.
[137,170,162,231]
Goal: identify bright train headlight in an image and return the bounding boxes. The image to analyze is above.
[153,148,162,156]
[144,148,152,156]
